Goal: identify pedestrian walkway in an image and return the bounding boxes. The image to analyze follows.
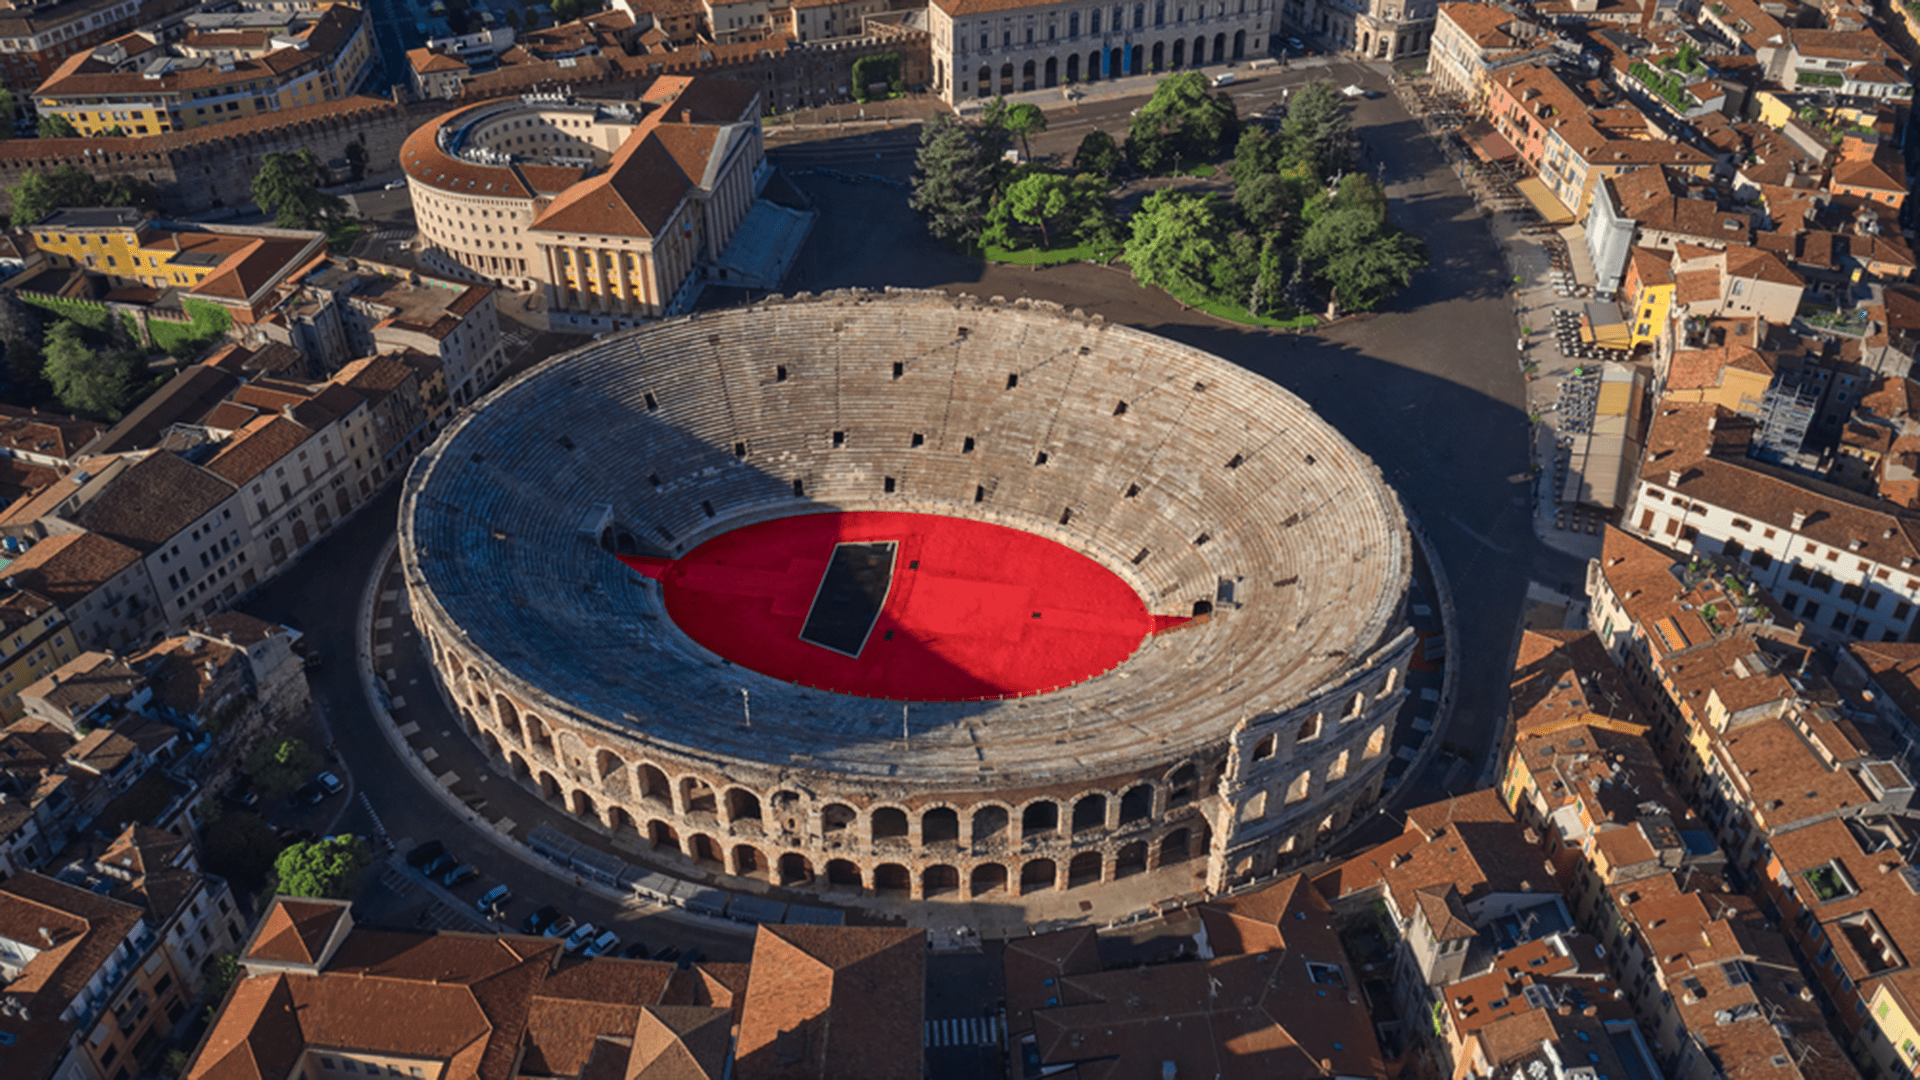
[925,1016,1005,1048]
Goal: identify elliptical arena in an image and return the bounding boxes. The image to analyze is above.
[399,291,1416,902]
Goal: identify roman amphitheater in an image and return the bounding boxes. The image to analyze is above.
[399,289,1415,903]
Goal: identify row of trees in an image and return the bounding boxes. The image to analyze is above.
[909,75,1427,318]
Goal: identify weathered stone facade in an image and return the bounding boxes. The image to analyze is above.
[401,291,1413,901]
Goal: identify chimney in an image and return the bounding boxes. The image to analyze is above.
[1707,415,1718,432]
[1792,510,1808,529]
[680,109,691,123]
[1668,469,1682,485]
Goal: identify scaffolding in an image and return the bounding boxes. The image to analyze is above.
[1741,370,1821,464]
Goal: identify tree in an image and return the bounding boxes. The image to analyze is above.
[44,321,134,419]
[10,165,101,227]
[273,835,371,899]
[1072,130,1121,177]
[1229,127,1285,188]
[1296,178,1427,312]
[1234,170,1312,235]
[551,0,581,20]
[245,736,319,799]
[1123,190,1237,300]
[5,337,45,394]
[251,149,348,230]
[500,6,520,28]
[850,52,903,102]
[0,89,15,134]
[1002,102,1047,161]
[1126,72,1239,173]
[201,809,283,892]
[37,114,76,139]
[203,953,241,1001]
[909,113,997,247]
[1279,80,1355,181]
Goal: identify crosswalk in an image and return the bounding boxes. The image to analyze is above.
[924,1016,1003,1048]
[502,327,534,354]
[367,226,415,243]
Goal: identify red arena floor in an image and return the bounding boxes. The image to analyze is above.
[619,511,1185,701]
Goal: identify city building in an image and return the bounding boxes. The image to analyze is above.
[32,5,375,137]
[0,0,198,96]
[926,0,1277,103]
[1286,0,1436,60]
[0,589,81,721]
[1429,2,1551,105]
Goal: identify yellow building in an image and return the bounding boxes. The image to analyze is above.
[0,588,79,720]
[34,5,373,136]
[1623,247,1675,348]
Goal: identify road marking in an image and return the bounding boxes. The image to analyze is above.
[1445,512,1515,553]
[924,1016,1003,1047]
[421,747,439,762]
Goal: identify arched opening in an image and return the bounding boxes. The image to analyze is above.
[1168,763,1197,808]
[481,730,502,758]
[1067,851,1104,887]
[970,863,1009,897]
[608,805,635,836]
[594,748,625,783]
[525,714,553,754]
[1299,713,1323,743]
[873,863,911,893]
[648,820,679,853]
[689,834,722,866]
[778,852,814,885]
[826,859,862,888]
[1151,41,1164,70]
[639,764,671,806]
[1233,28,1245,58]
[508,752,529,779]
[769,790,803,833]
[1193,35,1205,64]
[725,788,762,824]
[1212,32,1224,61]
[924,865,961,897]
[1160,828,1193,865]
[1022,59,1036,91]
[1066,53,1079,82]
[1000,63,1015,95]
[1129,44,1143,74]
[732,844,768,879]
[823,803,857,834]
[1109,47,1124,77]
[1115,841,1149,878]
[972,805,1009,845]
[1071,794,1107,834]
[1286,770,1312,803]
[1329,750,1350,783]
[1192,599,1213,617]
[1022,801,1059,838]
[872,807,909,839]
[1172,38,1185,67]
[977,66,991,98]
[1361,31,1371,55]
[1044,56,1057,88]
[1120,784,1153,824]
[536,771,559,800]
[1021,858,1057,892]
[495,695,523,743]
[1253,735,1275,761]
[680,776,718,816]
[570,789,596,821]
[1364,725,1387,759]
[924,807,960,844]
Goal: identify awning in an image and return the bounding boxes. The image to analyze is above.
[1464,122,1517,162]
[1517,177,1576,225]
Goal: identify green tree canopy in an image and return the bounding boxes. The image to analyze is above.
[1002,102,1047,160]
[910,113,999,247]
[984,171,1106,250]
[1297,177,1427,311]
[203,953,241,1001]
[1072,130,1121,177]
[43,320,134,419]
[5,337,44,394]
[251,149,348,230]
[273,835,371,900]
[8,165,160,228]
[37,114,76,139]
[1125,72,1239,174]
[1279,80,1356,181]
[1123,190,1237,300]
[244,736,319,799]
[200,809,283,893]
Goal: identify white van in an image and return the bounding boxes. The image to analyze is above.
[1212,72,1236,87]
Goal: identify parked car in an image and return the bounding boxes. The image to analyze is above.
[582,930,620,957]
[442,863,478,888]
[316,772,345,797]
[619,940,652,960]
[675,949,704,970]
[476,884,510,913]
[222,776,258,809]
[421,853,455,878]
[384,178,408,190]
[652,946,680,962]
[523,905,561,935]
[564,923,598,952]
[543,915,578,940]
[1211,72,1236,87]
[406,840,446,868]
[295,781,324,806]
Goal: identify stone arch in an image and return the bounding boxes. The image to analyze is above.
[822,802,857,834]
[1329,749,1350,783]
[1129,43,1143,74]
[826,858,863,888]
[724,787,762,824]
[508,751,530,779]
[1212,31,1225,62]
[1120,784,1153,824]
[1071,793,1107,834]
[1233,28,1245,58]
[1348,693,1365,720]
[525,713,554,753]
[688,833,722,866]
[1172,38,1185,67]
[977,66,991,97]
[923,806,960,845]
[1022,800,1059,838]
[649,820,679,852]
[536,771,560,800]
[1067,851,1103,887]
[1192,35,1205,64]
[570,788,596,821]
[594,748,626,782]
[1364,725,1387,759]
[1000,63,1014,95]
[494,695,523,742]
[1160,828,1193,865]
[1021,858,1057,892]
[1286,769,1312,804]
[1110,46,1125,77]
[873,863,911,893]
[1044,56,1057,88]
[680,776,718,816]
[1022,59,1036,91]
[1067,53,1080,82]
[481,729,502,758]
[924,864,961,897]
[872,806,910,840]
[1151,40,1165,70]
[972,804,1010,844]
[1168,763,1197,808]
[1253,735,1276,761]
[778,852,814,885]
[1116,841,1149,878]
[639,764,671,807]
[732,844,769,879]
[769,790,805,833]
[608,805,636,836]
[971,863,1009,897]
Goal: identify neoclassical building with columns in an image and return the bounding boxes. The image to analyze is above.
[400,75,763,331]
[927,0,1279,103]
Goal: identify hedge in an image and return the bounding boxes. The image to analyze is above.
[851,52,903,102]
[147,298,231,359]
[20,293,113,334]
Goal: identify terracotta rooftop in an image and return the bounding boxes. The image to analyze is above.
[72,450,235,553]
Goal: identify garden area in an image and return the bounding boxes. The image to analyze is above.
[908,75,1427,327]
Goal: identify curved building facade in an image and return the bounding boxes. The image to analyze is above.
[400,291,1415,900]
